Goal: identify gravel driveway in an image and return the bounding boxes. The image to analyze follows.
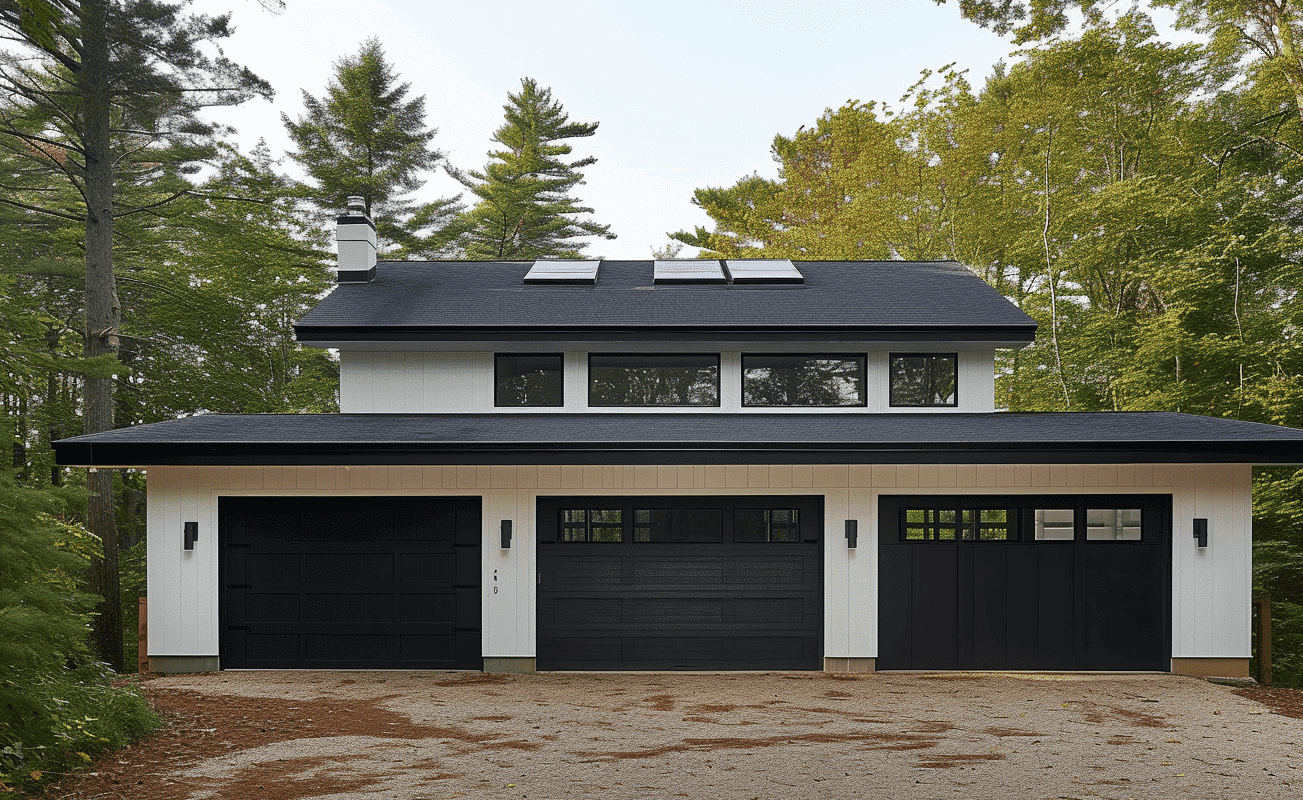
[46,671,1302,799]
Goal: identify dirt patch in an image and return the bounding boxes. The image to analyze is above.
[686,703,737,713]
[430,673,512,687]
[34,685,529,800]
[1061,699,1168,729]
[982,726,1043,737]
[640,693,677,711]
[915,752,1008,769]
[577,730,943,761]
[1234,686,1303,719]
[193,754,377,800]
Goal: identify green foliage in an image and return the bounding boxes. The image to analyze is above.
[685,9,1303,681]
[0,668,159,790]
[284,37,463,258]
[0,472,159,788]
[0,476,93,677]
[117,143,340,422]
[452,78,615,259]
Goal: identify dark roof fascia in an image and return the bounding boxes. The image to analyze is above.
[293,324,1039,345]
[54,439,1303,467]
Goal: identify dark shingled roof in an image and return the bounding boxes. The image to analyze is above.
[294,260,1038,344]
[53,411,1303,466]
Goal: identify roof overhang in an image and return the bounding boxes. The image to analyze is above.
[294,325,1038,347]
[53,412,1303,467]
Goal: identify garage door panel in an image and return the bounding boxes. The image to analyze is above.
[455,587,481,629]
[397,593,455,624]
[725,556,810,586]
[1082,546,1166,670]
[401,633,458,662]
[303,594,395,623]
[538,495,822,670]
[910,546,958,669]
[632,557,724,583]
[549,597,623,624]
[243,553,298,583]
[220,496,482,670]
[243,633,298,662]
[555,557,624,585]
[455,509,480,545]
[244,593,299,623]
[305,633,393,661]
[304,552,393,583]
[970,548,1009,669]
[551,637,623,663]
[876,547,914,670]
[300,509,394,540]
[397,553,456,583]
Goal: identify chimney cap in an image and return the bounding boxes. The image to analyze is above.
[337,195,375,229]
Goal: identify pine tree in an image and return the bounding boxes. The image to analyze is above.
[452,77,615,259]
[283,37,462,258]
[0,0,272,670]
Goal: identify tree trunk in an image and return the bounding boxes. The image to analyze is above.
[81,0,123,672]
[1264,3,1303,134]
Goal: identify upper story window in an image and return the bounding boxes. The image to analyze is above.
[588,354,719,407]
[742,354,866,407]
[495,354,563,407]
[890,353,958,407]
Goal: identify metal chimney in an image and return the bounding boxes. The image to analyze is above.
[336,195,376,283]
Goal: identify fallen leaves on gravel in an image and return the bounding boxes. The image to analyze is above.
[1233,686,1303,719]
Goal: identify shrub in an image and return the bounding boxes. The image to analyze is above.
[0,477,160,789]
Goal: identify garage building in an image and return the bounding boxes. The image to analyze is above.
[55,203,1303,677]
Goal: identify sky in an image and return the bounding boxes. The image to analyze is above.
[191,0,1022,257]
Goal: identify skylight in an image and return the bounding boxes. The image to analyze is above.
[523,259,601,285]
[653,259,728,285]
[724,259,804,284]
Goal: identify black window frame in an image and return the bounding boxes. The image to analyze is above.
[888,352,959,408]
[882,495,1169,544]
[740,353,868,408]
[559,508,625,543]
[587,353,721,408]
[733,508,803,542]
[494,352,565,408]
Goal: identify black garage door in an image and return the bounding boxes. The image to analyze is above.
[536,495,823,670]
[219,496,481,669]
[878,494,1170,671]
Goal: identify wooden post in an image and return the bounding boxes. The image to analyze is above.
[1254,595,1271,687]
[138,596,148,674]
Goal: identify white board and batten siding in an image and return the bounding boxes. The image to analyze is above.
[338,350,997,414]
[148,462,1250,666]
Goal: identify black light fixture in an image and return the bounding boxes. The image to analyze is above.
[845,519,858,549]
[501,520,513,549]
[183,521,198,551]
[1193,518,1208,548]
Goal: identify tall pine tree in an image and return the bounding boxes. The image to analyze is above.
[0,0,272,670]
[283,38,462,258]
[452,77,614,259]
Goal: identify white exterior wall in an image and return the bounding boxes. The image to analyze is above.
[339,348,997,414]
[147,461,1250,665]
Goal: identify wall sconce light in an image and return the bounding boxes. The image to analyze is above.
[845,519,858,549]
[1193,518,1208,548]
[501,520,513,549]
[183,521,198,551]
